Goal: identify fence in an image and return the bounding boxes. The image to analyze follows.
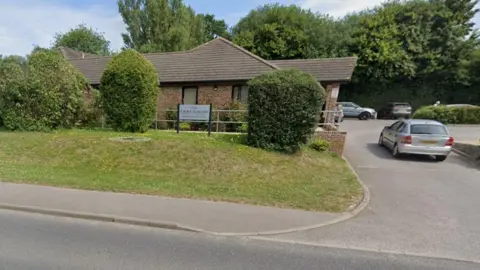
[150,109,342,132]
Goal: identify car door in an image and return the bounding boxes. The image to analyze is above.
[383,121,403,148]
[341,103,355,117]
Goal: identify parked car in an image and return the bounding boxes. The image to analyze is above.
[377,102,412,119]
[337,102,377,120]
[378,119,454,162]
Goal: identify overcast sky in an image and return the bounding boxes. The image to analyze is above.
[1,0,479,56]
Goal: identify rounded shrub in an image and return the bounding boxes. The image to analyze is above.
[309,139,330,152]
[246,69,325,153]
[1,51,86,131]
[100,49,158,133]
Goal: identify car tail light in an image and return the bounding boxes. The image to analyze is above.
[401,135,412,144]
[445,137,454,146]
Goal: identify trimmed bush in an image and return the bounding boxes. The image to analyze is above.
[0,51,86,131]
[246,69,325,153]
[100,49,158,133]
[413,105,480,124]
[309,139,330,152]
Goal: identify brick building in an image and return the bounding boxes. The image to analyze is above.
[65,38,356,155]
[65,37,356,117]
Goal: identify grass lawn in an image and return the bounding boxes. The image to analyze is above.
[0,129,362,212]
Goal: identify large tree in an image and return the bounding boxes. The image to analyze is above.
[118,0,206,53]
[342,0,479,108]
[52,24,112,56]
[200,13,230,40]
[232,4,352,60]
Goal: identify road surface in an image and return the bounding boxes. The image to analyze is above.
[263,120,480,262]
[1,209,478,270]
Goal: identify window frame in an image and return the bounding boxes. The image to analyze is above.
[232,85,249,104]
[389,121,403,130]
[182,86,198,104]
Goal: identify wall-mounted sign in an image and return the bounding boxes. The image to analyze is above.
[331,86,340,99]
[178,104,211,121]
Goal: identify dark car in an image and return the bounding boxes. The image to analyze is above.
[377,102,412,119]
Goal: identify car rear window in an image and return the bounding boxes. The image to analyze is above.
[410,124,448,135]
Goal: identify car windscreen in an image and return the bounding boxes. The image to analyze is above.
[410,124,448,135]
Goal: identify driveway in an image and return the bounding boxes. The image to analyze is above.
[261,120,480,262]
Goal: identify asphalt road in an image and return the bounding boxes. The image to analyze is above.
[263,119,480,262]
[1,209,479,270]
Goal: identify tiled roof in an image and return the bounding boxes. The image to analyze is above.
[270,58,358,82]
[67,38,356,84]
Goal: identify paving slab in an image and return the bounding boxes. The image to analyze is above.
[0,182,346,235]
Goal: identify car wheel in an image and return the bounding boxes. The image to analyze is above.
[435,155,448,162]
[358,112,371,120]
[392,144,401,158]
[378,134,384,146]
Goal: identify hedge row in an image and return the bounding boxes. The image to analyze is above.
[412,105,480,124]
[0,51,87,131]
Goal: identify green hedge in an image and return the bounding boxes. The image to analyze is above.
[0,51,86,131]
[412,105,480,124]
[100,49,158,133]
[246,69,325,153]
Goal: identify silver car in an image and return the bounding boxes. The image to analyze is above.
[338,102,377,120]
[378,119,454,162]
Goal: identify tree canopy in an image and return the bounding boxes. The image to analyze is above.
[52,24,112,56]
[118,0,207,53]
[232,4,353,60]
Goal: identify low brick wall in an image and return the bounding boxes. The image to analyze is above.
[453,143,480,163]
[315,131,347,156]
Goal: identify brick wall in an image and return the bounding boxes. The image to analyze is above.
[156,84,235,120]
[315,130,347,156]
[198,85,233,108]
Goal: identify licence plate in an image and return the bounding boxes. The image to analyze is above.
[421,140,437,144]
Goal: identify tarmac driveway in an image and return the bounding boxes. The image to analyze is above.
[262,120,480,262]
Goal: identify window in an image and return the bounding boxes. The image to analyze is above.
[411,124,448,135]
[340,102,353,108]
[389,121,402,130]
[396,122,406,132]
[182,87,197,104]
[232,85,249,104]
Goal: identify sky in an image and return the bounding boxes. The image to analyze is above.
[0,0,479,56]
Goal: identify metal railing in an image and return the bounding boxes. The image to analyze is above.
[154,109,248,132]
[152,109,342,132]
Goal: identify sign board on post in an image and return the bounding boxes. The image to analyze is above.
[178,104,211,121]
[176,104,213,136]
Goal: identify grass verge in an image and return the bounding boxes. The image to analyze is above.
[0,129,362,212]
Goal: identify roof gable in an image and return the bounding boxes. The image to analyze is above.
[59,47,99,60]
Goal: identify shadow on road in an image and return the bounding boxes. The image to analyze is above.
[365,143,438,163]
[448,154,480,170]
